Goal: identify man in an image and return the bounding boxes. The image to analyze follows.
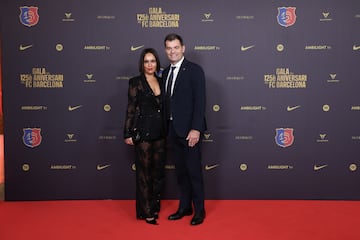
[162,33,207,225]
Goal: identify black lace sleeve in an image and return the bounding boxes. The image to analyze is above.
[123,77,139,139]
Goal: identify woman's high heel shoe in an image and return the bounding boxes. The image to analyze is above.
[145,217,158,225]
[138,213,159,220]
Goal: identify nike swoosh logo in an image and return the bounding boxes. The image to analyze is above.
[287,105,301,111]
[131,45,144,51]
[314,164,328,171]
[68,105,82,111]
[97,164,111,170]
[241,45,255,51]
[353,45,360,51]
[19,44,33,51]
[205,164,219,171]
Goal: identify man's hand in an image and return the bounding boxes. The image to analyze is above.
[186,130,200,147]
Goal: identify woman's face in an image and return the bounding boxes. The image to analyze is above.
[143,53,157,75]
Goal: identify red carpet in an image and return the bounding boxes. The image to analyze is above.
[0,199,359,240]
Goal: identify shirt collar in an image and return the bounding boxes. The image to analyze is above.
[171,56,184,69]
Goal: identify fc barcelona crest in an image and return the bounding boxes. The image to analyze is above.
[19,6,39,27]
[23,128,42,148]
[275,128,294,148]
[277,7,297,27]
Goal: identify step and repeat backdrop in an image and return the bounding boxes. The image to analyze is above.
[1,0,360,200]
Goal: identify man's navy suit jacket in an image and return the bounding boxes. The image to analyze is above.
[162,58,207,138]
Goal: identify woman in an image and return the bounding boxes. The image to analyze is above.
[123,48,165,225]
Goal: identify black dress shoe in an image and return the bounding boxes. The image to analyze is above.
[190,212,205,225]
[168,208,193,220]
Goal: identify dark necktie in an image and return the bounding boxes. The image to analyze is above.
[166,66,176,119]
[166,66,176,96]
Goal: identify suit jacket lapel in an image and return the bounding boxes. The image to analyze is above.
[173,59,187,95]
[162,67,170,90]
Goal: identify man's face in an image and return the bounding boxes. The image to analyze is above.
[165,39,185,64]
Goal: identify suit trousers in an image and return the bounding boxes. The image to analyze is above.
[167,121,205,213]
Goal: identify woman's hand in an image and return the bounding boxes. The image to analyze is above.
[124,137,134,145]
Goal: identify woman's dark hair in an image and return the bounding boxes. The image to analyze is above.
[164,33,184,46]
[139,48,161,73]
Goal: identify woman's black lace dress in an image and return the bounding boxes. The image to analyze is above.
[123,74,166,219]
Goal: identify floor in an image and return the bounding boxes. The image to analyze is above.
[1,199,359,240]
[0,183,4,201]
[0,134,3,201]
